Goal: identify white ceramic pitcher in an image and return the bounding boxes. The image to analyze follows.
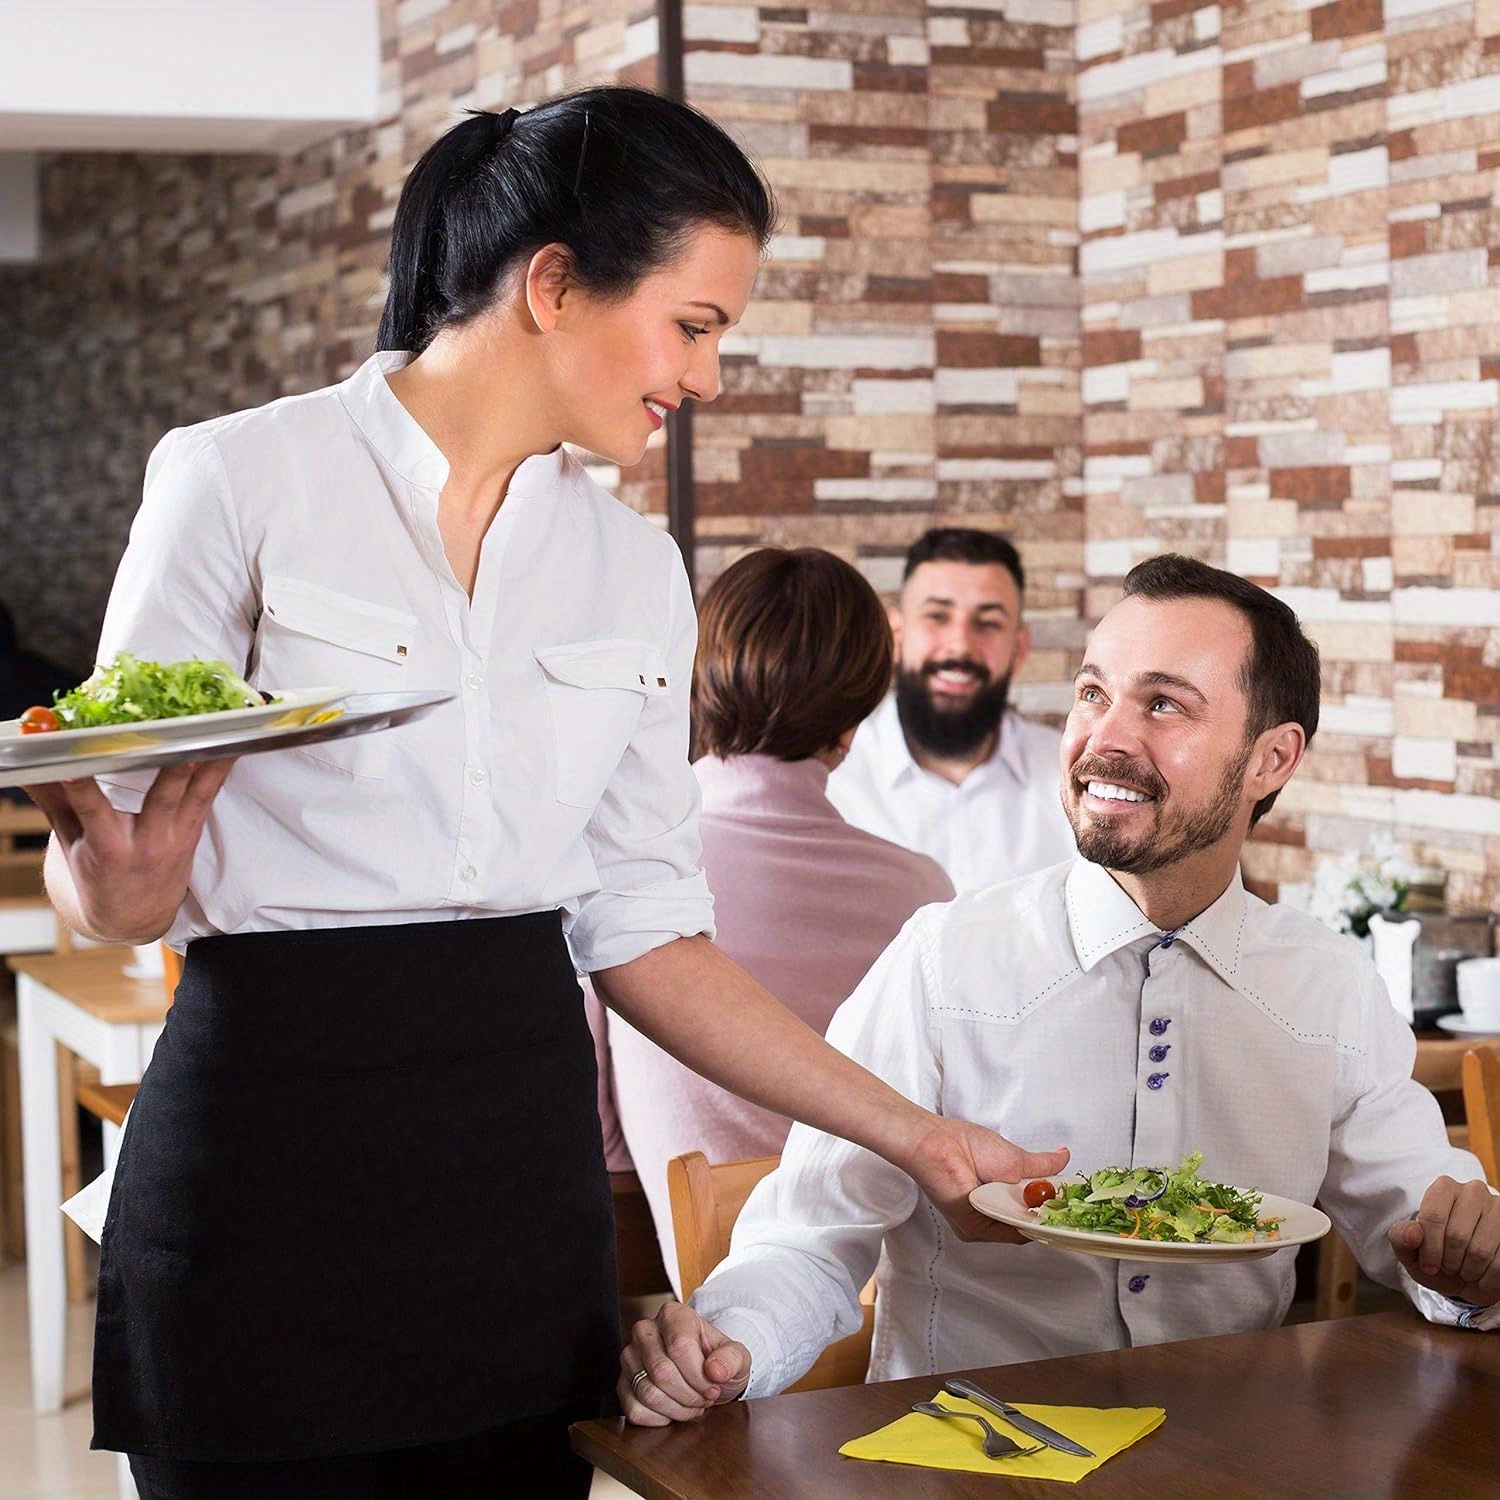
[1368,911,1420,1022]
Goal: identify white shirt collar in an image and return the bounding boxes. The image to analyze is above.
[336,351,574,502]
[863,692,1035,790]
[1064,858,1249,985]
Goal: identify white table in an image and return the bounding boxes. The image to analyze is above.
[11,948,168,1413]
[0,858,57,955]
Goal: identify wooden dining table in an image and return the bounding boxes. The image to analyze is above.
[571,1310,1500,1499]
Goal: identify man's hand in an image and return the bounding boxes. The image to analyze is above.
[619,1300,751,1426]
[1388,1175,1500,1309]
[905,1118,1069,1243]
[29,759,233,941]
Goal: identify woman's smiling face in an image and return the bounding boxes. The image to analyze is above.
[542,223,762,466]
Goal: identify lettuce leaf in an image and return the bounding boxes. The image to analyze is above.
[51,653,267,728]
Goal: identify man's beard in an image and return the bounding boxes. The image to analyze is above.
[1066,742,1252,876]
[895,660,1012,760]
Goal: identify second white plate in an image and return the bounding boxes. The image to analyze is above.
[969,1180,1331,1263]
[1435,1012,1500,1038]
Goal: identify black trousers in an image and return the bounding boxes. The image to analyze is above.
[127,1410,594,1496]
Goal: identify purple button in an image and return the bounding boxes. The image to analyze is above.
[1149,1017,1171,1036]
[1149,1044,1170,1063]
[1128,1274,1150,1293]
[1147,1072,1169,1090]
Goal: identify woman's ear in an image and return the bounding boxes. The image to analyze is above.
[524,243,575,332]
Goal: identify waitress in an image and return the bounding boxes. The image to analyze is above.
[30,85,1066,1498]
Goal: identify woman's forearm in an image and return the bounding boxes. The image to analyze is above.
[593,934,944,1168]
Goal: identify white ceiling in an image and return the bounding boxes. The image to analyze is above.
[0,1,381,258]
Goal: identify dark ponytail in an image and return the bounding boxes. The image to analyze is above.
[376,86,777,354]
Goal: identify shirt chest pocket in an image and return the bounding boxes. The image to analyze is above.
[256,576,421,780]
[258,576,418,679]
[534,639,668,809]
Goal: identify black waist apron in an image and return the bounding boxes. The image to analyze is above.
[92,911,619,1462]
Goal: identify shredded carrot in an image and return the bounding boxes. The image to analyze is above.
[1124,1208,1144,1239]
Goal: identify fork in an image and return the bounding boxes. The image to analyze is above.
[910,1401,1046,1459]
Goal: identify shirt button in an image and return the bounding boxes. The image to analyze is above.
[465,673,484,691]
[1149,1017,1171,1036]
[1128,1274,1150,1293]
[1149,1044,1170,1063]
[459,864,477,883]
[468,766,489,785]
[1147,1072,1169,1090]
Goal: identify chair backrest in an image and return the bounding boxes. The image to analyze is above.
[161,942,183,1003]
[665,1149,874,1393]
[1462,1044,1500,1188]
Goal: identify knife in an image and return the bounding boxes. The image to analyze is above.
[942,1377,1096,1458]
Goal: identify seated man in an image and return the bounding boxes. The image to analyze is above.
[620,553,1499,1420]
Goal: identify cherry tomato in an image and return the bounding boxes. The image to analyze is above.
[18,705,60,734]
[1022,1179,1057,1209]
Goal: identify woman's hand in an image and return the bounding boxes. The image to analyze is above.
[29,759,234,942]
[619,1300,751,1426]
[905,1121,1069,1244]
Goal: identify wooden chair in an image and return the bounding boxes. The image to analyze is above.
[611,1167,671,1315]
[1313,1227,1360,1321]
[1462,1044,1500,1187]
[666,1150,874,1392]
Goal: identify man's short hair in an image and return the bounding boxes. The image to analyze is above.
[1122,553,1321,823]
[903,527,1025,595]
[692,547,894,762]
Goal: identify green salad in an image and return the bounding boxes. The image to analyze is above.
[49,653,269,729]
[1035,1152,1282,1245]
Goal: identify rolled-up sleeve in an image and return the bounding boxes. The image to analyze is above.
[566,552,715,973]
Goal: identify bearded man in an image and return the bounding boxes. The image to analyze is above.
[828,527,1075,892]
[618,553,1499,1417]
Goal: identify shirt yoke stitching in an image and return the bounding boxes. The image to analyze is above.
[922,1199,945,1372]
[1185,953,1356,1053]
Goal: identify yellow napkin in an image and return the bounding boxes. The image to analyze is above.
[839,1389,1165,1483]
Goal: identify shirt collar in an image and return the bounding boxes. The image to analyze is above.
[336,350,573,501]
[1064,858,1249,985]
[693,754,835,819]
[863,693,1031,790]
[338,351,451,491]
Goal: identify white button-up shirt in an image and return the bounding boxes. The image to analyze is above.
[827,694,1076,892]
[694,859,1487,1395]
[97,352,713,971]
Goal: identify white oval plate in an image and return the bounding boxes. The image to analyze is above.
[969,1180,1331,1263]
[1435,1012,1500,1038]
[0,689,454,788]
[0,686,350,765]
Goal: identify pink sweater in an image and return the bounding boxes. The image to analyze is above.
[587,753,954,1292]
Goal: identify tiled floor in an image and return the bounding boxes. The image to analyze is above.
[0,1259,637,1499]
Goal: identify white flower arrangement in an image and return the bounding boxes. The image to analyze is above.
[1303,836,1417,939]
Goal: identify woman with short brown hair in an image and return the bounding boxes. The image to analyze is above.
[594,547,956,1292]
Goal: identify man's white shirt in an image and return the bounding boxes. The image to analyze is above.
[692,859,1490,1395]
[827,694,1076,892]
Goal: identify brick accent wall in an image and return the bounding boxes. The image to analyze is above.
[1075,0,1500,911]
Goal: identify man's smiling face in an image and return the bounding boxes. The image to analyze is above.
[892,560,1029,759]
[1059,593,1259,878]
